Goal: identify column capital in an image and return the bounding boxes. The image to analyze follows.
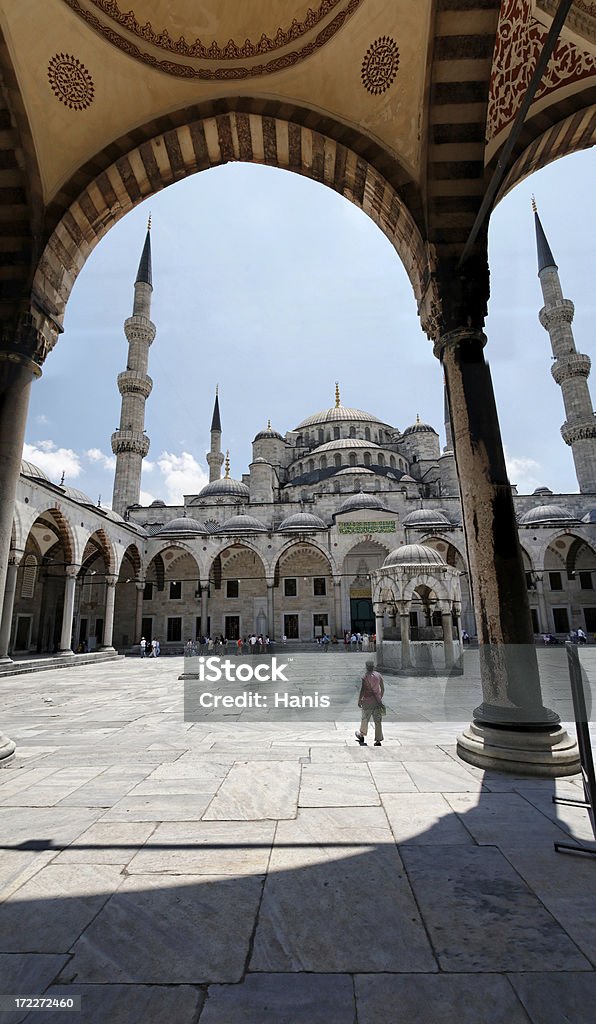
[0,307,60,374]
[433,327,487,361]
[135,580,145,592]
[105,574,118,587]
[65,564,80,579]
[8,549,24,567]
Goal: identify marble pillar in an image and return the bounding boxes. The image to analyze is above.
[58,566,79,654]
[101,574,117,649]
[0,556,20,660]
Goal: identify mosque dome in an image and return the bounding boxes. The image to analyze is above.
[278,512,327,531]
[402,417,437,436]
[402,509,451,528]
[198,477,250,500]
[217,513,268,533]
[157,516,203,536]
[519,504,577,526]
[63,486,94,505]
[254,421,284,441]
[383,543,445,568]
[150,499,166,507]
[296,407,385,429]
[338,492,390,514]
[532,487,553,496]
[21,460,50,482]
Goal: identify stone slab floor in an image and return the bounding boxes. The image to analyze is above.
[0,654,594,1023]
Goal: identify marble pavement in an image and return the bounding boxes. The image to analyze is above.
[0,653,594,1023]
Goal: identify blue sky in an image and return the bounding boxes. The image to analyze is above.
[24,148,596,506]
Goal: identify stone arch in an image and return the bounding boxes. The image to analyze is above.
[498,105,596,203]
[208,540,268,579]
[22,507,76,566]
[403,572,450,605]
[81,528,116,576]
[34,106,427,342]
[274,539,336,578]
[537,529,596,573]
[117,542,142,580]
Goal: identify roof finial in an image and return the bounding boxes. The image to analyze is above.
[147,212,152,231]
[225,450,230,478]
[215,383,218,396]
[416,413,420,425]
[531,195,537,214]
[267,418,272,430]
[60,470,65,486]
[335,381,341,408]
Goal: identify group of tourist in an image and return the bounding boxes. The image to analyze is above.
[343,631,376,651]
[139,637,161,657]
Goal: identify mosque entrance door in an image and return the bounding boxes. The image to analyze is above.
[350,598,374,634]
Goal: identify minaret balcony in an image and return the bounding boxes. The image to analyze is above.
[124,316,156,345]
[551,353,591,385]
[539,298,574,329]
[560,419,596,446]
[111,429,150,457]
[117,370,153,399]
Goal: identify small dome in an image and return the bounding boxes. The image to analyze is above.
[216,513,268,533]
[403,509,451,528]
[63,486,94,505]
[252,457,268,464]
[383,543,446,568]
[102,508,126,523]
[402,418,437,436]
[532,487,553,496]
[150,499,166,507]
[198,477,250,500]
[278,512,327,532]
[338,493,390,514]
[519,504,577,526]
[312,438,380,453]
[157,516,203,536]
[21,460,50,482]
[334,467,376,476]
[254,423,283,441]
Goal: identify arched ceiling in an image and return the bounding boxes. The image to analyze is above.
[0,0,594,334]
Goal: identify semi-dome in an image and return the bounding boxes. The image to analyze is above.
[383,543,445,568]
[216,513,268,533]
[519,504,577,526]
[198,477,250,500]
[312,438,380,453]
[334,467,375,476]
[403,509,451,528]
[278,512,327,531]
[157,516,203,536]
[402,417,437,436]
[338,493,390,514]
[21,460,50,482]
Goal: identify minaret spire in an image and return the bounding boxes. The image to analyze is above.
[535,201,596,493]
[207,387,224,482]
[111,222,156,515]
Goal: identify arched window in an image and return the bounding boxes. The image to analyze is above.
[304,431,310,445]
[320,456,327,470]
[349,426,356,438]
[349,452,356,467]
[364,452,371,467]
[318,429,324,443]
[390,455,396,469]
[20,554,38,599]
[364,427,370,441]
[334,427,340,440]
[308,459,315,473]
[334,454,341,468]
[378,453,385,467]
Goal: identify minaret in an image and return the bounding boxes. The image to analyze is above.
[111,218,156,516]
[534,199,596,493]
[206,387,224,482]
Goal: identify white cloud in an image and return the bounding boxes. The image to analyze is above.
[23,441,82,481]
[35,414,50,425]
[504,447,544,493]
[86,447,116,471]
[156,451,209,504]
[143,460,155,472]
[140,489,157,505]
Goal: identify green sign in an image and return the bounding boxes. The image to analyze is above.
[338,521,396,534]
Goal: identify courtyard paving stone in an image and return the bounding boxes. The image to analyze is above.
[0,654,593,1022]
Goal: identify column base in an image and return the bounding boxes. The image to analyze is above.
[98,646,116,653]
[56,649,74,657]
[0,656,13,664]
[0,732,16,765]
[457,721,581,777]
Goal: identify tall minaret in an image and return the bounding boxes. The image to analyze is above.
[206,387,224,482]
[534,199,596,493]
[111,218,156,516]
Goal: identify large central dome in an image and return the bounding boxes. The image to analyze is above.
[295,407,387,430]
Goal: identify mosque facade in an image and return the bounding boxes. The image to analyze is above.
[3,211,596,659]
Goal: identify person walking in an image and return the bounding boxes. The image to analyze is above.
[140,637,147,658]
[355,660,385,747]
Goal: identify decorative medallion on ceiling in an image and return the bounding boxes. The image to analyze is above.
[47,53,95,110]
[361,36,400,95]
[60,0,364,79]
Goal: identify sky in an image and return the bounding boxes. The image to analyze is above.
[24,147,596,507]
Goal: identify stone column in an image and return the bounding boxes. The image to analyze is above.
[440,606,454,670]
[266,582,275,639]
[387,605,397,631]
[0,555,21,661]
[135,581,144,642]
[398,606,411,671]
[436,325,578,775]
[101,575,117,650]
[58,566,79,654]
[373,603,384,665]
[200,583,209,637]
[333,578,342,637]
[535,576,549,634]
